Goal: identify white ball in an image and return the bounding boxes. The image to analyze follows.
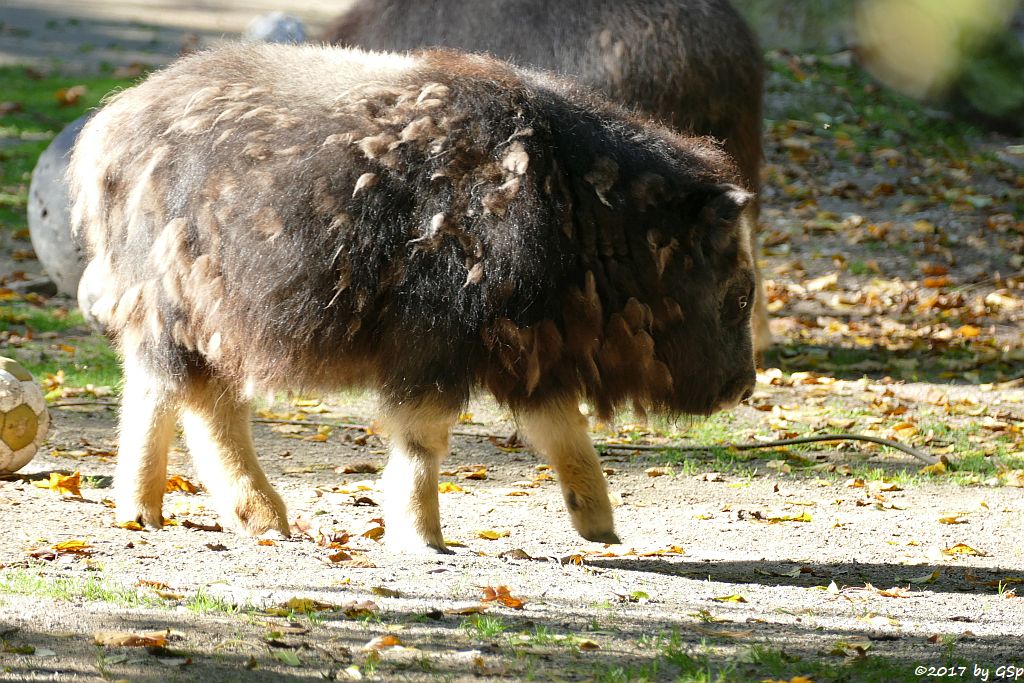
[0,358,50,474]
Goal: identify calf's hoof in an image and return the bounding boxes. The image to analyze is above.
[226,484,290,537]
[565,490,619,545]
[581,529,622,545]
[114,494,165,530]
[384,523,451,555]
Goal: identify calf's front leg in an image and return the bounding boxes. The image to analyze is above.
[517,399,620,544]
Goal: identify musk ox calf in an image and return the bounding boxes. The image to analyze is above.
[70,44,756,553]
[324,0,772,351]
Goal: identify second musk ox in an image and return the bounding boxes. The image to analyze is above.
[324,0,773,352]
[70,44,756,553]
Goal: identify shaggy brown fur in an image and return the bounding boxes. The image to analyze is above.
[70,44,756,552]
[323,0,772,350]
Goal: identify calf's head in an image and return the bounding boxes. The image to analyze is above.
[561,143,758,420]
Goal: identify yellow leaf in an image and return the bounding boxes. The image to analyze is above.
[362,526,385,541]
[305,425,333,442]
[938,515,967,525]
[438,482,464,493]
[165,475,200,494]
[33,471,81,497]
[52,539,91,555]
[283,597,340,613]
[477,529,510,540]
[635,545,686,557]
[942,543,986,557]
[462,468,487,480]
[766,511,812,523]
[578,639,600,650]
[920,461,947,476]
[712,594,747,603]
[904,570,941,584]
[957,325,981,338]
[114,520,144,531]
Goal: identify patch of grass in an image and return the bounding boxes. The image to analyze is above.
[0,568,164,609]
[0,302,85,334]
[5,336,120,391]
[183,586,243,616]
[765,52,980,160]
[461,614,509,640]
[0,67,140,235]
[597,633,954,683]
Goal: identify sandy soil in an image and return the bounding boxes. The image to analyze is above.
[1,1,1023,681]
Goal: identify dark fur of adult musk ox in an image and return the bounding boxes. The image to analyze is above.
[324,0,772,351]
[70,44,756,553]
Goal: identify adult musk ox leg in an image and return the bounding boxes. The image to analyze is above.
[744,210,774,355]
[379,402,457,554]
[517,399,620,545]
[114,340,180,529]
[180,380,289,537]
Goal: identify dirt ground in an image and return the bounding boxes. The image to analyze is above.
[1,2,1024,682]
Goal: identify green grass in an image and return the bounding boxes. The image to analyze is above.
[461,614,509,640]
[0,301,86,333]
[595,633,963,683]
[0,66,137,393]
[3,336,120,392]
[0,66,141,235]
[0,568,250,617]
[765,51,981,161]
[0,568,165,609]
[184,586,245,616]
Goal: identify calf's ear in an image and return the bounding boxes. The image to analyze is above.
[699,183,754,227]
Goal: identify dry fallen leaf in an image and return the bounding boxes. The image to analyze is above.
[438,482,464,494]
[94,630,167,647]
[54,84,87,106]
[938,514,967,525]
[50,539,92,556]
[33,471,81,497]
[362,634,403,651]
[711,594,747,603]
[481,585,526,609]
[165,475,200,494]
[942,543,987,557]
[477,529,510,540]
[445,604,489,615]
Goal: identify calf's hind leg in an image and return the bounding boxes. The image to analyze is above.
[180,380,289,537]
[517,399,620,544]
[114,344,181,529]
[379,401,457,554]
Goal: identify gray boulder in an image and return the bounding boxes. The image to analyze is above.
[27,114,90,297]
[244,12,307,44]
